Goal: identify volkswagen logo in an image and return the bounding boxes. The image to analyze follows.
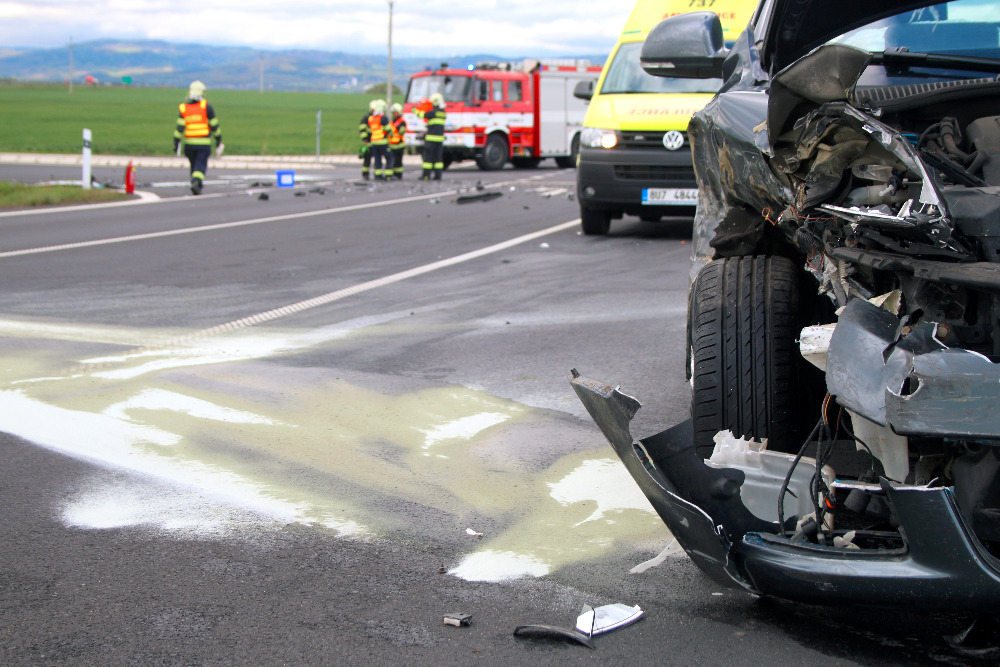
[662,131,685,151]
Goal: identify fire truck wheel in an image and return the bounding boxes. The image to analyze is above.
[580,205,611,235]
[477,134,509,171]
[555,134,580,168]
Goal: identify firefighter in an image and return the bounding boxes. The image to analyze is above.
[388,103,407,180]
[367,99,393,181]
[417,92,445,180]
[359,99,377,180]
[173,80,222,195]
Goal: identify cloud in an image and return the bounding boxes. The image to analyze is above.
[0,1,631,56]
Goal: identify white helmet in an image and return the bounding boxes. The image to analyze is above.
[368,99,380,111]
[390,103,402,114]
[372,99,387,114]
[188,80,206,99]
[429,92,444,107]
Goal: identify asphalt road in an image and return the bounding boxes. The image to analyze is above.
[0,158,987,665]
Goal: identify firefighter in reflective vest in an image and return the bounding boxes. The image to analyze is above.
[417,92,445,180]
[389,103,407,180]
[173,80,222,195]
[359,99,377,180]
[367,99,393,181]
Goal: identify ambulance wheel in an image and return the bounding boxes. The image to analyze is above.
[580,205,611,235]
[689,256,804,456]
[477,135,508,171]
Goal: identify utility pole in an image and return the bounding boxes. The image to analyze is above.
[68,38,73,94]
[387,0,394,105]
[259,52,264,93]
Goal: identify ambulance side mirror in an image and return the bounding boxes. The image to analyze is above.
[573,80,594,101]
[640,12,728,79]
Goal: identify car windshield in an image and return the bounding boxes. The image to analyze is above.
[600,42,722,94]
[406,74,472,104]
[831,0,1000,82]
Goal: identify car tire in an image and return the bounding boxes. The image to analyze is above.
[689,255,804,456]
[477,134,508,171]
[580,206,611,235]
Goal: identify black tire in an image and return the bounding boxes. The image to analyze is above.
[689,256,803,456]
[580,205,611,235]
[555,134,580,168]
[477,134,508,171]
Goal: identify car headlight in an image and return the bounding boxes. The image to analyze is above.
[580,127,618,149]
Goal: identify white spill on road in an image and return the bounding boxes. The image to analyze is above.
[548,458,655,526]
[418,411,511,451]
[103,388,286,425]
[0,388,364,537]
[448,549,550,582]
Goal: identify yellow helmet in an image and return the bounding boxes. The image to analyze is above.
[429,92,444,107]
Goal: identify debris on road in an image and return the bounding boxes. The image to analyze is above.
[455,191,502,204]
[257,193,269,201]
[465,528,483,538]
[513,624,595,649]
[575,604,644,637]
[444,613,472,627]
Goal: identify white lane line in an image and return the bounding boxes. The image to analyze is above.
[0,189,462,258]
[165,218,581,343]
[0,191,226,219]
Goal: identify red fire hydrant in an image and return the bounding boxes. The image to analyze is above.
[125,161,135,194]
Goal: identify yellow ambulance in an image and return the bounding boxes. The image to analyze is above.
[576,0,757,234]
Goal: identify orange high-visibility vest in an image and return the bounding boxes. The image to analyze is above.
[368,114,388,144]
[180,100,210,139]
[390,116,406,145]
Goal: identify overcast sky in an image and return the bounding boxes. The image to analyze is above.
[0,1,633,57]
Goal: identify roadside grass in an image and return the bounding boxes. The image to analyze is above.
[0,181,129,209]
[0,83,369,156]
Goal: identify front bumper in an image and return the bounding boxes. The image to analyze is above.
[570,370,1000,611]
[576,145,697,218]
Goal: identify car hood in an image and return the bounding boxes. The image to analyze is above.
[767,0,946,70]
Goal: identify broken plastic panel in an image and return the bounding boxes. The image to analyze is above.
[575,604,644,637]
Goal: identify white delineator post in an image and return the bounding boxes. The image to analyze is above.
[82,128,92,190]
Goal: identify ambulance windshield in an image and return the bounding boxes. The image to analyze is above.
[601,42,722,94]
[406,74,473,104]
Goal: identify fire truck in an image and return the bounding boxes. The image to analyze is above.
[402,59,603,171]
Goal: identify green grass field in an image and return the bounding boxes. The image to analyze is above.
[0,83,371,156]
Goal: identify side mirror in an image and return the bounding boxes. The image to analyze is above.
[573,80,594,101]
[640,12,728,79]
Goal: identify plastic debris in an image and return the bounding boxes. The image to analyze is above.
[575,604,643,637]
[465,528,483,537]
[444,613,472,627]
[455,191,502,204]
[513,625,594,649]
[539,242,550,249]
[257,193,269,201]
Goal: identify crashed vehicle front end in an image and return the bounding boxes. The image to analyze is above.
[575,1,1000,611]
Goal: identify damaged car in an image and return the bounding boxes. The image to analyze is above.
[573,0,1000,612]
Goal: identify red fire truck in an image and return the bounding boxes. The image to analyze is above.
[402,59,602,171]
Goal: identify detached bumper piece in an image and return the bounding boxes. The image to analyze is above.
[570,370,1000,611]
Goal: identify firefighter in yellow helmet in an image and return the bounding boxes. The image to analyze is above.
[417,92,445,180]
[173,80,223,195]
[359,99,378,180]
[388,103,407,180]
[367,99,393,181]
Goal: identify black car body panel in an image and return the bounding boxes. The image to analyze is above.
[576,0,1000,611]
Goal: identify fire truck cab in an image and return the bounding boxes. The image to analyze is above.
[402,60,601,171]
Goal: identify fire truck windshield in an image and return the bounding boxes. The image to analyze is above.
[406,74,473,104]
[601,42,722,95]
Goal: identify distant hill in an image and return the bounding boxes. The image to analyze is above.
[0,39,607,93]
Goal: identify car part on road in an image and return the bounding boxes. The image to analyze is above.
[575,604,644,637]
[513,624,595,649]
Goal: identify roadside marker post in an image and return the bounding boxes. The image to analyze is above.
[82,128,92,190]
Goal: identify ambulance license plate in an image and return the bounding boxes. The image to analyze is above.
[642,188,698,205]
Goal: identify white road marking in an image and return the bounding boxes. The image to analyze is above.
[0,187,490,257]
